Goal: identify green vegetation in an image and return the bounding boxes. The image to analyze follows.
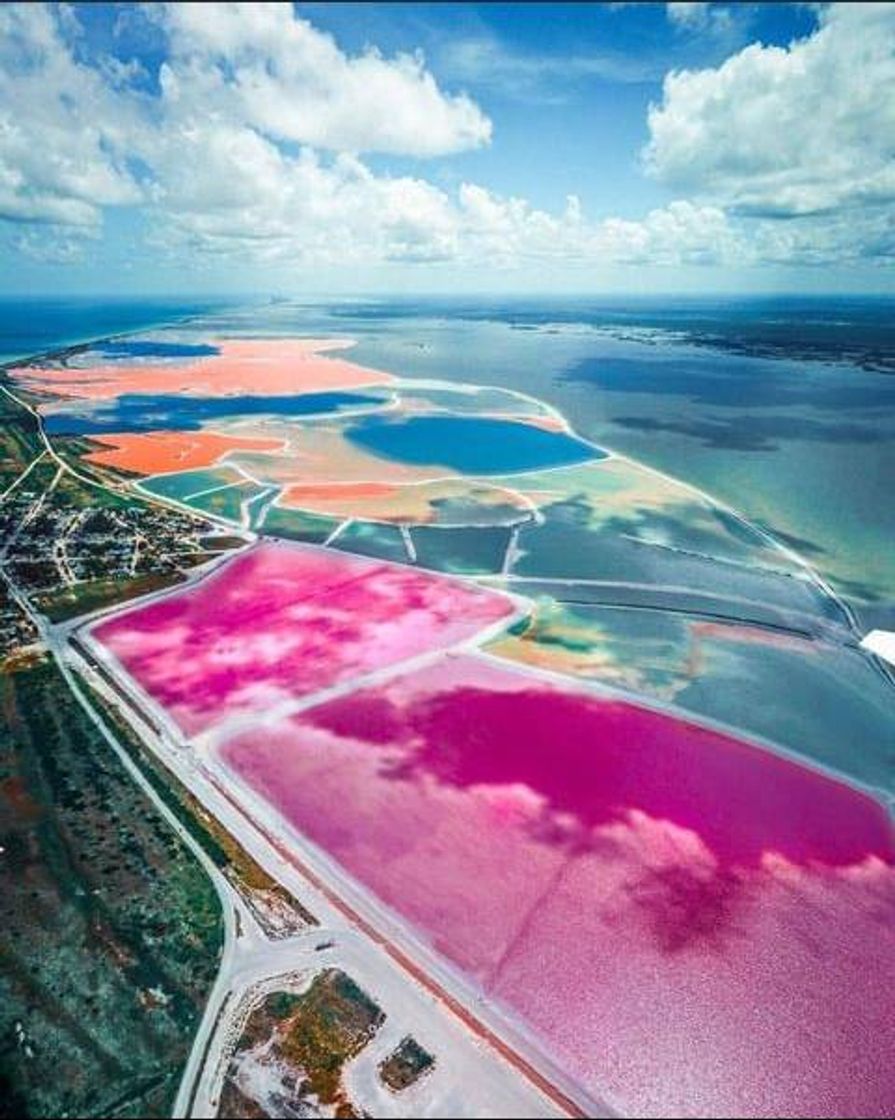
[219,970,384,1119]
[37,571,187,623]
[379,1035,436,1092]
[0,387,43,490]
[51,465,134,510]
[0,656,223,1118]
[77,673,316,932]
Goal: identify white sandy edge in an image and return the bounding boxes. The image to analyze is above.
[861,629,895,667]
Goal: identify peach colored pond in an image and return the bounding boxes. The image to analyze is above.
[17,338,392,401]
[91,542,515,736]
[219,655,895,1119]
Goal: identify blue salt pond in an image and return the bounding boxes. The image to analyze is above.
[45,390,383,435]
[92,340,220,358]
[345,415,602,474]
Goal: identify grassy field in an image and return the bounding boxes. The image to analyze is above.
[78,673,317,934]
[0,388,44,490]
[379,1035,436,1093]
[37,572,187,623]
[219,971,385,1119]
[0,656,223,1118]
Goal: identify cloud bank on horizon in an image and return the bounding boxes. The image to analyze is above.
[0,1,892,290]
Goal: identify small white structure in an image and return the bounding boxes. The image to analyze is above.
[861,629,895,667]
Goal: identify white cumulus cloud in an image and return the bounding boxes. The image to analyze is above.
[591,200,740,265]
[646,2,895,216]
[0,4,141,227]
[158,2,492,157]
[666,3,712,29]
[1,1,893,277]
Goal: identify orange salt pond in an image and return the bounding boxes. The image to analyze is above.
[15,338,393,402]
[82,431,284,475]
[279,477,533,525]
[279,481,400,515]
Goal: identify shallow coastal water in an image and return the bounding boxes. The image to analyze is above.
[266,296,895,628]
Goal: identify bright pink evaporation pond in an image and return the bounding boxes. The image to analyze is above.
[219,654,895,1118]
[91,542,514,736]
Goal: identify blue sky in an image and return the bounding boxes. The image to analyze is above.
[0,2,892,295]
[303,2,817,215]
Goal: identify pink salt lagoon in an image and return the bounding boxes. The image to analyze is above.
[218,654,895,1119]
[90,542,515,736]
[88,540,895,1117]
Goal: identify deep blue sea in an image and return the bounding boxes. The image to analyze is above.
[0,296,228,364]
